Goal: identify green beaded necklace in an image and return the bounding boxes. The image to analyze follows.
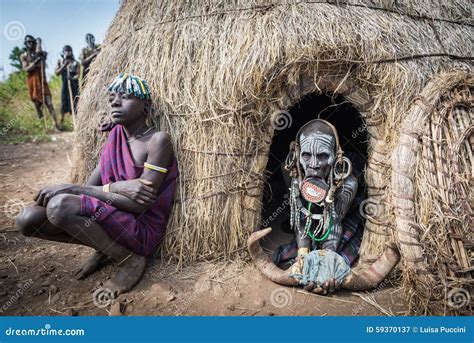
[304,202,333,242]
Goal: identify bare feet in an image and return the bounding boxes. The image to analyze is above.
[74,251,109,280]
[102,254,146,296]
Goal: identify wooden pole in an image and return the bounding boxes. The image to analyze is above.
[36,38,48,130]
[40,60,48,129]
[66,63,76,129]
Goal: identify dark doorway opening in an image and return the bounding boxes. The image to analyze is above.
[260,92,368,258]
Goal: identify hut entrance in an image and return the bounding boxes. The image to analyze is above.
[260,92,368,264]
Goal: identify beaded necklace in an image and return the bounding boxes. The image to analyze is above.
[127,126,153,143]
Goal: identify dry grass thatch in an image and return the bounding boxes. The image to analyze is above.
[392,72,473,315]
[71,0,473,314]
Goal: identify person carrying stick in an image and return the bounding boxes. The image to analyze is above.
[55,45,80,127]
[20,35,60,131]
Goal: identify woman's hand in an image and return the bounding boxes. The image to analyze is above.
[34,184,77,207]
[109,179,157,206]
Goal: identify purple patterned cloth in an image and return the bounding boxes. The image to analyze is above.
[80,125,179,256]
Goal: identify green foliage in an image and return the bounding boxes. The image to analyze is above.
[9,46,25,71]
[0,71,71,143]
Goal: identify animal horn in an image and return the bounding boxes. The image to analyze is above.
[248,228,400,290]
[341,242,400,290]
[247,228,299,286]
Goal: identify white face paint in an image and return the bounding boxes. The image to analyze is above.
[299,131,336,179]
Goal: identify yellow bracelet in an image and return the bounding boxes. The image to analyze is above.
[102,183,111,192]
[144,162,168,173]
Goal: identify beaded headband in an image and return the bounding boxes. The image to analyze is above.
[107,73,151,100]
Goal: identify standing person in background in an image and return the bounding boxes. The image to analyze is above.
[20,35,60,131]
[55,45,80,127]
[79,33,101,83]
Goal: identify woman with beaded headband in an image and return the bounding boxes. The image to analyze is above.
[16,73,179,297]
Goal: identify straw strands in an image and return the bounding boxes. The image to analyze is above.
[71,1,472,314]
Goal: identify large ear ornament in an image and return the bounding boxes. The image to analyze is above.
[284,141,297,171]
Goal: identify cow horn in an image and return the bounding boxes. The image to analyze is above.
[248,228,400,290]
[341,242,400,290]
[247,227,299,286]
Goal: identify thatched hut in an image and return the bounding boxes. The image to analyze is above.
[72,0,472,315]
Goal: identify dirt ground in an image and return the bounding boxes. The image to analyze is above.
[0,132,408,316]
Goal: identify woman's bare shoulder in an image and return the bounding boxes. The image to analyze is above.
[147,130,173,156]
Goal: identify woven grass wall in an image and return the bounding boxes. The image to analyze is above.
[71,0,472,314]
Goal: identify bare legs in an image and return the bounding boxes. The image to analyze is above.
[15,194,145,295]
[44,96,60,130]
[33,96,60,130]
[33,101,43,119]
